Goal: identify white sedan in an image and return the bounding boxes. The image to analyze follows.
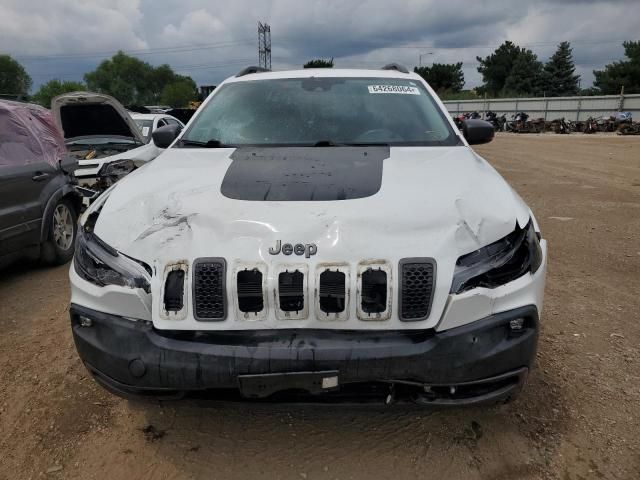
[131,113,184,143]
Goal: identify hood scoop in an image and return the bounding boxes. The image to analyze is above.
[221,146,388,201]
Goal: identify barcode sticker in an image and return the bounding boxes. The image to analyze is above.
[368,85,420,95]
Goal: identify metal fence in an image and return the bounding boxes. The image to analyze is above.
[443,94,640,121]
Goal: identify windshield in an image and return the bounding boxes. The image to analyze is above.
[134,119,154,141]
[179,77,460,147]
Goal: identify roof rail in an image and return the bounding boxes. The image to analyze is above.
[381,63,410,74]
[235,66,270,77]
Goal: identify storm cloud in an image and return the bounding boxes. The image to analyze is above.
[2,0,638,90]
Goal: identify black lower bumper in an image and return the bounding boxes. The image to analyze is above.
[70,304,538,405]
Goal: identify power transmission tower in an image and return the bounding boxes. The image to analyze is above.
[258,22,271,70]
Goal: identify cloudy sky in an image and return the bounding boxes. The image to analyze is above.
[2,0,639,92]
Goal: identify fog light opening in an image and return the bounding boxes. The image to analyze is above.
[79,316,93,327]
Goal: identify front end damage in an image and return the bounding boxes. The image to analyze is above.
[70,303,538,405]
[69,144,547,405]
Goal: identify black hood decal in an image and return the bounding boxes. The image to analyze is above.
[221,147,388,201]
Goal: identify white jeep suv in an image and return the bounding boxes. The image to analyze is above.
[69,65,547,405]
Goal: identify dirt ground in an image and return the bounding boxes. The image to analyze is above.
[1,134,639,480]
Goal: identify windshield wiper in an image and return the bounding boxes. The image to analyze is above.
[178,139,234,148]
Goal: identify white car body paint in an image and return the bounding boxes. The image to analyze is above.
[72,142,160,183]
[70,69,547,332]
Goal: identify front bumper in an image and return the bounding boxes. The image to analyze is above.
[70,304,538,405]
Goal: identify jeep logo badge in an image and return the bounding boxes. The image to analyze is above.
[268,240,317,258]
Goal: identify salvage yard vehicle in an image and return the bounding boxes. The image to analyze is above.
[131,112,184,143]
[0,100,81,268]
[69,65,548,405]
[52,92,165,193]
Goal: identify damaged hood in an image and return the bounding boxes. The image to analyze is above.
[94,146,531,267]
[51,91,145,144]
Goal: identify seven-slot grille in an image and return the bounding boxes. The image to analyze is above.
[399,259,436,321]
[189,258,436,322]
[193,258,226,320]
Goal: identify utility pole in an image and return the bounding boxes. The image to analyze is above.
[258,22,271,70]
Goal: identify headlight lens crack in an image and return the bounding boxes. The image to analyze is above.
[450,219,542,294]
[74,226,151,293]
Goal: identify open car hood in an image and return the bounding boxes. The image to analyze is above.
[51,91,145,144]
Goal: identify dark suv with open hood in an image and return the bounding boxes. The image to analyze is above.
[0,100,81,268]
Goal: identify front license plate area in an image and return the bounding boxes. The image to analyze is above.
[238,371,339,399]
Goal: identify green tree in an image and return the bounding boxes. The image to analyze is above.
[579,87,599,96]
[303,58,334,68]
[31,79,86,107]
[0,55,32,97]
[84,51,197,105]
[149,64,177,99]
[540,42,580,97]
[503,49,543,97]
[593,41,640,94]
[414,62,465,93]
[476,41,521,96]
[160,80,197,108]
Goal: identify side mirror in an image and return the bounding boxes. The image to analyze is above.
[152,124,183,149]
[463,119,494,145]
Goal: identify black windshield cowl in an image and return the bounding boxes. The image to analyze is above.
[178,139,234,148]
[313,140,341,147]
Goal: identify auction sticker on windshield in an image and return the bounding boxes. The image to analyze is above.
[368,85,420,95]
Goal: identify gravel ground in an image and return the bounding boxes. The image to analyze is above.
[0,133,639,480]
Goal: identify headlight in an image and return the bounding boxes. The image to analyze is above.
[98,159,136,178]
[74,225,151,292]
[450,219,542,294]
